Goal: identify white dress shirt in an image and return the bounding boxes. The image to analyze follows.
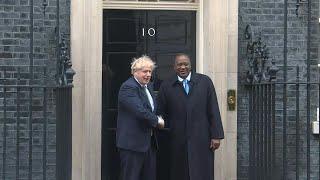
[177,72,191,82]
[134,77,164,126]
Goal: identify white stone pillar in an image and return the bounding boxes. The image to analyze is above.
[202,0,238,179]
[71,0,102,179]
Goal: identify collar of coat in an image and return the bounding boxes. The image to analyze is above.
[170,72,200,87]
[131,77,152,90]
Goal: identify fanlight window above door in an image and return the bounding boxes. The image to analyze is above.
[103,0,199,10]
[105,0,198,2]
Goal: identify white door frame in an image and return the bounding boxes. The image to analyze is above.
[70,1,237,179]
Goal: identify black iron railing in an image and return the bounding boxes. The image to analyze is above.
[248,82,275,180]
[56,86,72,180]
[0,66,73,180]
[246,66,320,180]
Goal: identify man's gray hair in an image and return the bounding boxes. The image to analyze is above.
[131,55,156,74]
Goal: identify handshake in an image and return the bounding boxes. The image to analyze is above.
[157,116,165,129]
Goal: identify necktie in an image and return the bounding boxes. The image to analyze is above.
[144,86,154,111]
[183,79,189,94]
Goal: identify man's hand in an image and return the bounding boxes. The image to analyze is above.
[157,116,165,129]
[210,139,221,151]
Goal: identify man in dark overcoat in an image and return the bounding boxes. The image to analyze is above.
[157,53,224,180]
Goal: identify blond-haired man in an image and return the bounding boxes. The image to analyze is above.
[116,55,164,180]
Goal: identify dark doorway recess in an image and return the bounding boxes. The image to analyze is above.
[102,9,196,180]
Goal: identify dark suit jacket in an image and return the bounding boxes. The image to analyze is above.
[116,77,158,152]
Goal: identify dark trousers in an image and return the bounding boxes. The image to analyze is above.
[119,146,156,180]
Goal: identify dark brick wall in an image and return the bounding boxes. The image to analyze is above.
[1,0,319,179]
[238,0,319,179]
[0,0,70,179]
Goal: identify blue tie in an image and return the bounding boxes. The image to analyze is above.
[183,79,189,94]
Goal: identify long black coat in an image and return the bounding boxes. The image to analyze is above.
[157,73,224,180]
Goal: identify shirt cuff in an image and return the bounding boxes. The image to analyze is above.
[158,117,164,124]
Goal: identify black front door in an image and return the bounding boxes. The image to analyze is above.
[102,9,196,180]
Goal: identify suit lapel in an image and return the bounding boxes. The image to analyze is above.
[188,73,199,96]
[139,87,151,108]
[131,77,153,111]
[170,76,188,98]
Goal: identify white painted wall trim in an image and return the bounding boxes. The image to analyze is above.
[71,0,238,179]
[103,1,199,10]
[196,0,203,73]
[71,0,102,179]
